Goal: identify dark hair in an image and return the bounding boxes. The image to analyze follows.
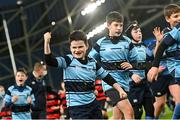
[69,30,88,45]
[106,11,124,24]
[164,4,180,17]
[34,62,44,71]
[125,21,140,39]
[17,68,28,76]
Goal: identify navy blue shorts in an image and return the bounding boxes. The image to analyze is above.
[68,99,102,119]
[128,80,154,105]
[105,88,128,106]
[150,74,176,97]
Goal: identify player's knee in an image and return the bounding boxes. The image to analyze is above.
[155,99,166,108]
[126,107,134,117]
[159,101,166,108]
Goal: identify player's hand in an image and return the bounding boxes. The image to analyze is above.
[113,83,127,99]
[120,62,133,70]
[158,66,166,73]
[153,27,164,42]
[27,96,32,104]
[119,88,127,99]
[44,32,51,44]
[131,74,141,84]
[12,95,18,103]
[147,67,158,82]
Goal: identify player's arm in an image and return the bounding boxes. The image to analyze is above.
[96,63,127,98]
[44,32,58,67]
[153,34,175,67]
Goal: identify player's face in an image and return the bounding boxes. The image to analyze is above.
[107,21,123,37]
[37,66,47,79]
[70,40,88,60]
[15,72,27,86]
[166,12,180,28]
[131,28,142,42]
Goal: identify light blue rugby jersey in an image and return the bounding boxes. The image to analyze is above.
[56,54,108,107]
[89,35,131,91]
[158,29,174,75]
[5,85,35,106]
[5,85,35,119]
[163,24,180,56]
[128,43,146,80]
[168,23,180,42]
[165,24,180,78]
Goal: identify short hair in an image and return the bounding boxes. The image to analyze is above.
[106,11,124,24]
[17,68,28,76]
[69,30,88,45]
[33,62,44,71]
[125,21,140,39]
[164,4,180,17]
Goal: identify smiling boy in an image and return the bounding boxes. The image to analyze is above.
[4,68,35,120]
[44,30,127,119]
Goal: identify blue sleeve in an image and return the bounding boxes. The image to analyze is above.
[4,90,13,107]
[56,57,68,68]
[96,63,109,79]
[30,90,35,106]
[146,47,153,58]
[88,43,100,60]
